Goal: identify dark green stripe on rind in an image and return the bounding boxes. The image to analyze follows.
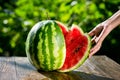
[26,21,44,69]
[33,26,42,69]
[40,21,55,70]
[37,21,52,70]
[47,23,54,70]
[51,22,60,70]
[26,20,66,71]
[41,25,48,70]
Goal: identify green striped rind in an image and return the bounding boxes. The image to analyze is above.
[26,20,66,71]
[58,25,91,72]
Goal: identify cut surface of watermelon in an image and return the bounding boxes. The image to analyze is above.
[57,22,90,72]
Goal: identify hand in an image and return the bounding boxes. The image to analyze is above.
[88,10,120,58]
[88,22,106,58]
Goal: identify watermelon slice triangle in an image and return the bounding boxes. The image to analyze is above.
[56,21,91,72]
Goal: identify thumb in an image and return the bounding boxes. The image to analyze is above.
[88,29,95,37]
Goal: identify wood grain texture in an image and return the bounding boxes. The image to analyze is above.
[0,56,119,80]
[0,57,17,80]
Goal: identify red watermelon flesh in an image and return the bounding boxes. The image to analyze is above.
[57,22,90,72]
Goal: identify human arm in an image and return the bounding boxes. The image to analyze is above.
[88,10,120,58]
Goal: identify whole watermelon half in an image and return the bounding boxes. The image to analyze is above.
[26,20,91,72]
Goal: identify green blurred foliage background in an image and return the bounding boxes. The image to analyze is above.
[0,0,120,63]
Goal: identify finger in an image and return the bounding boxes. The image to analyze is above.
[89,48,98,57]
[88,25,99,36]
[89,43,101,58]
[91,36,96,44]
[88,29,95,37]
[88,27,99,37]
[94,26,106,44]
[89,47,99,58]
[89,24,103,37]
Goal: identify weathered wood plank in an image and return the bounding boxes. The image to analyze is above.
[0,57,17,80]
[77,59,112,78]
[77,56,120,80]
[14,57,36,79]
[20,56,119,80]
[0,56,119,80]
[89,56,120,80]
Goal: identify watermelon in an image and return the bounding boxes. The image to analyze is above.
[26,20,91,72]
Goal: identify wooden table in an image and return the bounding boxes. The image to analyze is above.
[0,55,120,80]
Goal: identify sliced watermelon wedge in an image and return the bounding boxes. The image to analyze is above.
[56,21,91,72]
